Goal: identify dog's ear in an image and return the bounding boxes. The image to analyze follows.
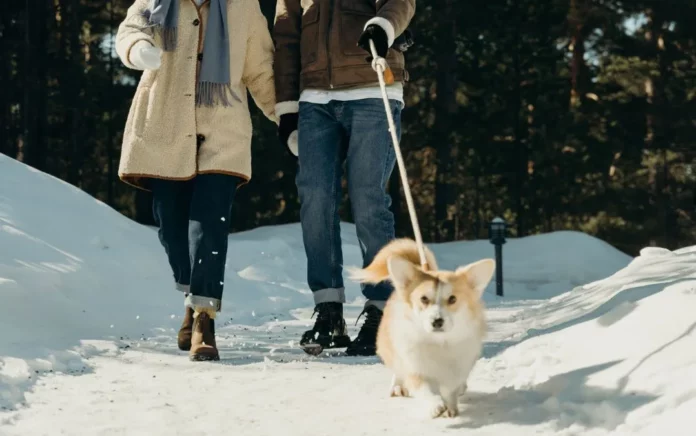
[455,259,495,298]
[387,255,419,291]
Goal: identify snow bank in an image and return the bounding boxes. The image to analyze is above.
[470,252,696,435]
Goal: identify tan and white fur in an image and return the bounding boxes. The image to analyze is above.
[350,239,495,418]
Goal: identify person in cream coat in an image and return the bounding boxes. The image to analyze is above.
[116,0,277,361]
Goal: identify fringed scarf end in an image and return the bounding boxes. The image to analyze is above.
[196,82,241,108]
[161,27,178,51]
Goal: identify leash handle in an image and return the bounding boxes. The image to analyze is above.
[369,40,429,270]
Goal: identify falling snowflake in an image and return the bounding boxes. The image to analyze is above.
[252,311,256,317]
[220,217,226,222]
[110,324,114,329]
[199,259,202,264]
[212,251,219,255]
[220,281,224,285]
[136,315,140,320]
[170,314,175,319]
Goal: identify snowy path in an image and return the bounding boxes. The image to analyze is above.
[4,275,696,436]
[2,155,696,435]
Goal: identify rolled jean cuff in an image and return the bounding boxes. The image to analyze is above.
[176,283,190,293]
[365,299,386,311]
[185,294,222,312]
[313,288,346,304]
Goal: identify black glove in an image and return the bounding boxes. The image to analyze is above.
[278,113,299,157]
[357,24,389,59]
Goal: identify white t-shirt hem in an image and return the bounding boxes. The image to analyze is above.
[300,83,404,105]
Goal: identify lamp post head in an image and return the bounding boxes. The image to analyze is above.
[489,217,507,245]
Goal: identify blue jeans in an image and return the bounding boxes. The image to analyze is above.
[297,99,401,309]
[151,174,241,311]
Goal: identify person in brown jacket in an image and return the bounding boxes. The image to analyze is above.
[273,0,415,356]
[116,0,277,361]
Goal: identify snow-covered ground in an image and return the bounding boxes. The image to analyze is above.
[1,153,695,435]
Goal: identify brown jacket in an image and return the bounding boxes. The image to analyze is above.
[116,0,276,190]
[273,0,415,110]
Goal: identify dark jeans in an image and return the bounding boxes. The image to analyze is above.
[297,99,402,309]
[151,173,241,311]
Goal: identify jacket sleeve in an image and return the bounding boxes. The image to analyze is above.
[365,0,416,47]
[116,0,156,70]
[272,0,302,116]
[243,0,278,124]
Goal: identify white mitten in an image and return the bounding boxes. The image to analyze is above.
[129,41,163,70]
[287,130,299,157]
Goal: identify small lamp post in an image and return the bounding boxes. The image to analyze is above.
[488,217,507,297]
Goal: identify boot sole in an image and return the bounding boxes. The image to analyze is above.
[300,335,351,356]
[345,348,377,357]
[189,354,220,362]
[301,344,324,356]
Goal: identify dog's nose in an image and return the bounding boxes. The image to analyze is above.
[432,318,444,329]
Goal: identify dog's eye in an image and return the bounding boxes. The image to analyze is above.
[420,296,429,305]
[448,296,457,305]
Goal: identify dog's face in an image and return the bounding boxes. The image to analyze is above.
[408,279,464,334]
[387,257,495,336]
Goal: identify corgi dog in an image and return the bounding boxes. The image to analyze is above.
[351,239,495,418]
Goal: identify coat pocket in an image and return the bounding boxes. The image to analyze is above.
[340,0,374,57]
[300,4,320,68]
[130,86,151,138]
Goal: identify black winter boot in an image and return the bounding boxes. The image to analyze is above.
[345,306,383,357]
[300,302,351,355]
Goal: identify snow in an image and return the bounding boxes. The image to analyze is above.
[1,153,695,435]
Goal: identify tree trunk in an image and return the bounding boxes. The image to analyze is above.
[645,7,674,248]
[0,12,8,157]
[65,0,83,186]
[512,0,527,236]
[568,0,587,107]
[21,0,47,169]
[470,37,484,239]
[107,0,116,206]
[433,0,458,242]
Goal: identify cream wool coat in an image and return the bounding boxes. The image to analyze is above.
[116,0,277,189]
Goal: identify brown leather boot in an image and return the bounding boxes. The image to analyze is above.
[177,307,194,351]
[190,308,220,362]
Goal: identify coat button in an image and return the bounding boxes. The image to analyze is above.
[193,18,200,26]
[197,53,203,61]
[196,134,206,146]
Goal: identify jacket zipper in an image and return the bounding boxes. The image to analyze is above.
[326,0,334,88]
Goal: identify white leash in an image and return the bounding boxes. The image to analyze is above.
[369,40,429,270]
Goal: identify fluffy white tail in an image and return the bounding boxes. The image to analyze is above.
[348,238,438,284]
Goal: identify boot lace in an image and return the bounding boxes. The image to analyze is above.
[355,307,381,331]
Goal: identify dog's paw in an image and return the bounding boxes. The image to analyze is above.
[391,385,409,397]
[429,401,447,418]
[444,405,459,418]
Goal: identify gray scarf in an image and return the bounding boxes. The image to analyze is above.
[147,0,239,107]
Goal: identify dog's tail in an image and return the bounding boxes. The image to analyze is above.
[349,238,437,284]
